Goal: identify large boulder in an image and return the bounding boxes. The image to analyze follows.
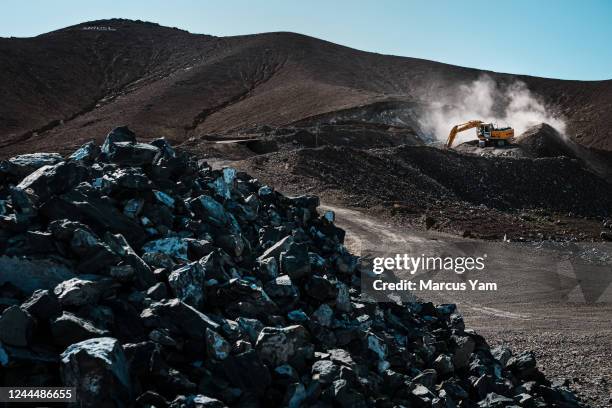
[53,276,109,307]
[280,242,311,280]
[16,161,89,203]
[60,337,131,407]
[219,349,271,395]
[255,325,309,366]
[1,152,63,179]
[69,141,101,163]
[0,256,76,295]
[140,299,219,340]
[41,189,147,247]
[0,305,34,346]
[167,262,206,310]
[101,126,137,154]
[104,233,155,288]
[20,289,61,321]
[106,142,160,166]
[51,312,109,347]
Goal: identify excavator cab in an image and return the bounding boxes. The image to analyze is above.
[479,123,513,147]
[445,120,514,149]
[477,124,493,147]
[478,123,491,137]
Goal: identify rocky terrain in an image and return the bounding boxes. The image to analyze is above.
[2,19,612,158]
[227,124,612,242]
[0,128,592,407]
[1,18,611,408]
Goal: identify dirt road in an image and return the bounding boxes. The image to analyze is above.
[323,204,612,407]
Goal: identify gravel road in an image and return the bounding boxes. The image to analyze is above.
[323,205,612,407]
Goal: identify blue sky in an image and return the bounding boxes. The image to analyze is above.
[2,0,611,80]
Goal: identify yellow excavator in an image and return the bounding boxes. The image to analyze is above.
[445,120,514,149]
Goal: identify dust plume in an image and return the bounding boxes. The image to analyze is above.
[419,75,566,143]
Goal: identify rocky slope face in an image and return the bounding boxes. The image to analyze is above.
[1,19,612,158]
[0,128,587,407]
[235,141,612,241]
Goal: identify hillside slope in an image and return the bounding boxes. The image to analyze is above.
[1,18,612,158]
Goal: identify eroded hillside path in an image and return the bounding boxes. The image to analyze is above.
[322,204,612,407]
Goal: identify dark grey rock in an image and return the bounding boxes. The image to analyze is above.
[413,369,437,390]
[109,264,135,282]
[106,141,159,166]
[236,317,264,343]
[168,262,206,309]
[452,335,475,369]
[0,305,34,346]
[101,126,136,154]
[60,337,131,407]
[189,195,235,231]
[0,256,76,295]
[135,390,169,408]
[101,167,151,191]
[305,274,338,301]
[4,152,64,179]
[142,237,190,261]
[477,392,515,407]
[219,349,271,395]
[333,379,366,408]
[312,304,334,327]
[255,256,279,282]
[273,363,299,386]
[205,329,231,360]
[70,228,119,273]
[16,161,89,203]
[284,382,307,408]
[146,282,168,300]
[312,359,340,384]
[140,299,219,340]
[491,345,512,366]
[434,354,455,376]
[507,351,538,379]
[601,231,612,241]
[20,289,61,321]
[105,233,155,288]
[280,242,311,280]
[53,276,107,307]
[255,325,309,366]
[263,275,299,309]
[41,189,147,246]
[69,141,100,163]
[51,312,109,347]
[257,235,294,262]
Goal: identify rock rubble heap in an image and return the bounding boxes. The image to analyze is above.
[0,127,584,407]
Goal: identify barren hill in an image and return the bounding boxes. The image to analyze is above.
[1,18,612,158]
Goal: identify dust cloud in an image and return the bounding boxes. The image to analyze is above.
[419,76,566,143]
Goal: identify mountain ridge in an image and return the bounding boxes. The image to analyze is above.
[1,18,611,158]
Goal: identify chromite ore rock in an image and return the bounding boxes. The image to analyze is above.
[0,127,586,407]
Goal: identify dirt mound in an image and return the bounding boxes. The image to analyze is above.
[2,19,612,158]
[516,123,576,158]
[244,145,612,215]
[514,123,612,181]
[383,146,612,213]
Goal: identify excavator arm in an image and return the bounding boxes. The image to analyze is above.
[445,120,483,149]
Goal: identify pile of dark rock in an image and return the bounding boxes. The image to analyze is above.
[0,127,584,407]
